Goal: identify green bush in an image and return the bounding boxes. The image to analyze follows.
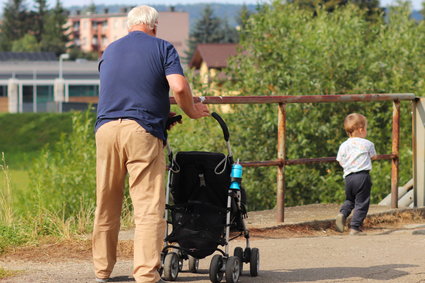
[0,225,28,253]
[24,110,96,220]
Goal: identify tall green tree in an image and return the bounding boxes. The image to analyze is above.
[236,4,252,28]
[184,5,238,61]
[0,0,69,54]
[40,0,69,55]
[33,0,48,42]
[0,0,31,50]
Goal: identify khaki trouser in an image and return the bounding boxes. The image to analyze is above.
[93,119,165,283]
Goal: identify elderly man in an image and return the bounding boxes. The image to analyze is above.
[92,5,209,283]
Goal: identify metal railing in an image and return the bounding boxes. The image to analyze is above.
[171,93,416,222]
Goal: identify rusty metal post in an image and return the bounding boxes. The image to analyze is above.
[391,100,400,208]
[277,103,286,222]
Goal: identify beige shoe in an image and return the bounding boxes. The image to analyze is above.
[349,228,365,236]
[335,213,346,233]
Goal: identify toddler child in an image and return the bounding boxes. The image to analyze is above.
[335,113,376,235]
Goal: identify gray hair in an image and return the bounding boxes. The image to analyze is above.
[127,5,159,30]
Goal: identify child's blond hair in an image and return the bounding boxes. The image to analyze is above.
[344,113,367,136]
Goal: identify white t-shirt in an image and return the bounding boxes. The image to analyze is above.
[336,137,376,178]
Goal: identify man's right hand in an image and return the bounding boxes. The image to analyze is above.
[191,102,210,119]
[167,74,211,119]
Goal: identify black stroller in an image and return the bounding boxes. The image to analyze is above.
[160,112,259,283]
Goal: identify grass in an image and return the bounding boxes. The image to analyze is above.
[0,113,73,154]
[1,151,41,170]
[0,111,100,255]
[0,266,19,279]
[0,168,29,193]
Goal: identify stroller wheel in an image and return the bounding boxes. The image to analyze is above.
[209,254,224,283]
[249,248,260,277]
[225,256,240,283]
[163,252,179,281]
[188,255,199,273]
[233,247,244,275]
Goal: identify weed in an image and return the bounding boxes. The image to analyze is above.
[0,266,19,279]
[0,153,13,226]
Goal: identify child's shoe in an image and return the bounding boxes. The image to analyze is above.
[349,228,365,236]
[95,278,109,283]
[335,213,346,233]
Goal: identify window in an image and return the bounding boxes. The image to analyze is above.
[92,21,98,32]
[0,85,7,97]
[36,85,54,103]
[22,85,54,112]
[69,85,99,97]
[36,85,54,112]
[22,85,34,112]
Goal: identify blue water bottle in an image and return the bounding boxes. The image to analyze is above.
[230,161,243,190]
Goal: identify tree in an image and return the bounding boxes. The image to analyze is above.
[33,0,48,42]
[40,0,69,55]
[221,18,238,44]
[0,0,70,54]
[11,34,40,52]
[0,0,31,50]
[184,5,238,62]
[236,4,252,29]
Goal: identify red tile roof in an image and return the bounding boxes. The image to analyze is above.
[189,43,238,69]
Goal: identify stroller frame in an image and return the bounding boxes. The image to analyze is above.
[160,112,259,283]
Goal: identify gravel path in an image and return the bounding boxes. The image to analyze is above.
[1,205,425,283]
[2,224,425,283]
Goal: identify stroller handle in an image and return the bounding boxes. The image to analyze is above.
[212,112,229,142]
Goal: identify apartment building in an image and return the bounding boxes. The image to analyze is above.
[66,8,189,57]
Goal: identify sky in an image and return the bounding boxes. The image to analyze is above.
[0,0,423,11]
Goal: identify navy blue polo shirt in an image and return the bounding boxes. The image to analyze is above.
[95,31,184,141]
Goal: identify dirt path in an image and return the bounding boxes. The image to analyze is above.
[1,206,425,283]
